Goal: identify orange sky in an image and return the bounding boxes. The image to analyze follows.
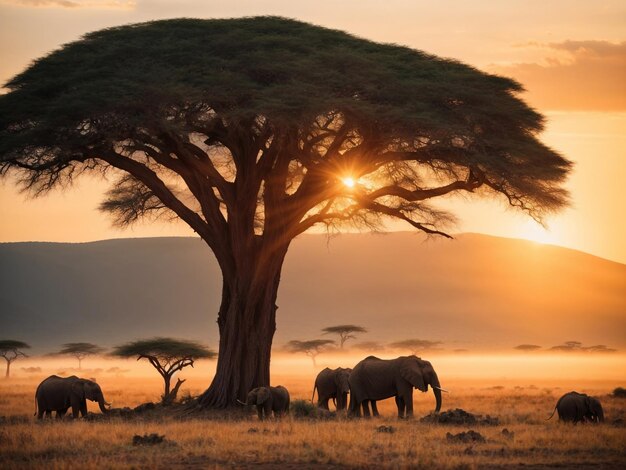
[0,1,625,263]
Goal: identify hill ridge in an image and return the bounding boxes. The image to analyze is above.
[1,233,624,354]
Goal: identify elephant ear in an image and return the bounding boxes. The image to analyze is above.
[400,359,426,392]
[83,380,99,400]
[71,380,86,400]
[257,387,271,405]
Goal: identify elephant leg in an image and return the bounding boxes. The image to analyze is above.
[43,410,52,419]
[362,401,371,418]
[255,405,264,421]
[337,392,347,411]
[404,392,414,418]
[320,397,330,411]
[395,396,405,419]
[347,395,358,418]
[79,400,88,418]
[371,400,380,417]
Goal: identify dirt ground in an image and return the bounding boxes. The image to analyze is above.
[1,374,625,469]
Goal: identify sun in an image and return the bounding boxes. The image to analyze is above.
[342,177,356,188]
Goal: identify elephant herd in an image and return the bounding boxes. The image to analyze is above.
[313,355,444,419]
[310,355,604,424]
[33,355,605,424]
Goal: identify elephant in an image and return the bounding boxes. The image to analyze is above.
[238,385,290,420]
[34,375,110,419]
[548,391,604,423]
[312,367,352,411]
[348,355,444,419]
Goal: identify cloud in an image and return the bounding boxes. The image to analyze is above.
[2,0,135,8]
[490,40,626,111]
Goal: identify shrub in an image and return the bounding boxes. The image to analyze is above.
[612,387,626,398]
[290,399,317,418]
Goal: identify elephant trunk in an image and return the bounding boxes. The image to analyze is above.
[431,373,442,413]
[97,392,109,413]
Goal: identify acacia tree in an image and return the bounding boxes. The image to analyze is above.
[0,18,571,407]
[390,339,443,355]
[113,337,216,404]
[286,339,336,367]
[322,324,367,348]
[0,340,30,378]
[56,342,104,370]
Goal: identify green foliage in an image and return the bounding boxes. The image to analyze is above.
[0,16,570,227]
[112,337,216,361]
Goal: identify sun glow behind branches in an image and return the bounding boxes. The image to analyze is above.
[342,177,356,188]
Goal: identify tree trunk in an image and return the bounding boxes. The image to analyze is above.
[165,378,186,404]
[5,359,10,378]
[198,254,284,408]
[163,374,171,402]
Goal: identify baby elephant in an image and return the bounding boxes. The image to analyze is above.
[548,391,604,423]
[239,385,290,420]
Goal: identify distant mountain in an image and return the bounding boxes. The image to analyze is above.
[1,233,624,354]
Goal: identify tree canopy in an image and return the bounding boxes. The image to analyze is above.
[286,339,335,366]
[389,339,443,355]
[112,337,216,403]
[0,340,30,378]
[56,342,104,369]
[322,324,367,348]
[0,16,572,407]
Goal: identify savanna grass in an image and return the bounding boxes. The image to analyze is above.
[1,376,624,469]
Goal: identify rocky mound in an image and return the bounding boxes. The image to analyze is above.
[421,408,499,425]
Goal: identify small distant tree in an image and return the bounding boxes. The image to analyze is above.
[286,339,335,366]
[514,344,542,352]
[584,345,616,353]
[322,325,367,349]
[389,339,443,355]
[0,340,30,378]
[56,342,105,369]
[549,341,583,352]
[113,337,216,404]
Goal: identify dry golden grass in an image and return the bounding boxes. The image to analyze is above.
[1,374,625,469]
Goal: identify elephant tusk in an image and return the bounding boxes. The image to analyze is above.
[433,386,449,393]
[236,399,247,406]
